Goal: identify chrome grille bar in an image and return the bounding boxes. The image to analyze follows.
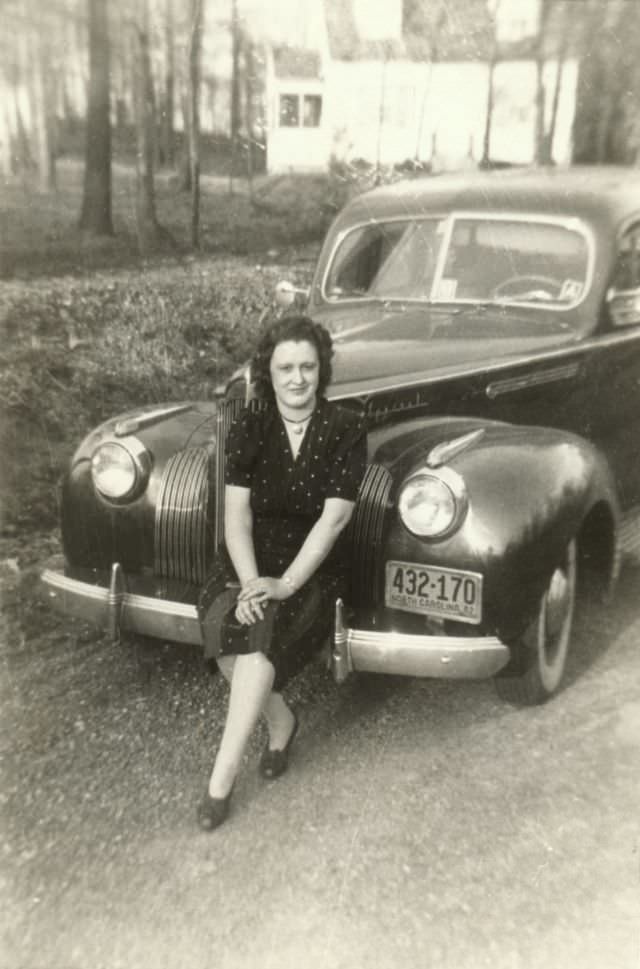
[349,463,393,607]
[154,447,210,583]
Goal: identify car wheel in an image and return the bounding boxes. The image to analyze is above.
[495,540,577,705]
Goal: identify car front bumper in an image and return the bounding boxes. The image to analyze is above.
[40,564,203,646]
[40,566,511,680]
[331,600,510,682]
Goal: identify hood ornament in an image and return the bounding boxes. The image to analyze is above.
[115,404,193,437]
[426,428,485,468]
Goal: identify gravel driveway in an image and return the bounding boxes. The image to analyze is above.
[2,535,639,969]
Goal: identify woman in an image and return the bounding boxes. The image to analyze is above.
[197,314,367,831]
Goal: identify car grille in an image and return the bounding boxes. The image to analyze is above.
[214,397,258,551]
[348,463,393,608]
[154,447,211,583]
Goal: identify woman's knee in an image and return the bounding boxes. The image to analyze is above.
[234,650,276,684]
[217,655,236,682]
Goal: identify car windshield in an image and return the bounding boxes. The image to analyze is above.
[324,214,591,309]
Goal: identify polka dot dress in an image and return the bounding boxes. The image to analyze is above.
[199,398,367,689]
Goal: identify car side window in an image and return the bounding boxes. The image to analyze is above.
[608,222,640,327]
[612,223,640,290]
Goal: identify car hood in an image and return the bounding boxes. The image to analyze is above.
[316,302,577,395]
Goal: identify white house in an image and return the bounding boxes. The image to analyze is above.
[258,0,578,174]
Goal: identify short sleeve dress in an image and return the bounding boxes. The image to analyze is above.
[198,397,367,690]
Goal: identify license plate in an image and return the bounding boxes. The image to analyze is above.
[385,561,482,624]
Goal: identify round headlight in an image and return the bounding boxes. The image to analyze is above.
[91,443,138,499]
[398,471,465,538]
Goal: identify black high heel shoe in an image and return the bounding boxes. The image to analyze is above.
[259,712,299,780]
[197,785,234,831]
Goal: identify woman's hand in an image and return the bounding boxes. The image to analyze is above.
[234,577,292,625]
[234,595,265,625]
[238,577,293,604]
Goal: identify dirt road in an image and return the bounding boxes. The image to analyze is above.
[2,539,639,969]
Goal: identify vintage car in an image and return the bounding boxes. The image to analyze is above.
[42,167,640,705]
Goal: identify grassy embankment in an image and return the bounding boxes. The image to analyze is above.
[0,161,341,537]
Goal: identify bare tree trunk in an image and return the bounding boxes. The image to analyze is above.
[414,7,445,162]
[481,58,496,168]
[180,90,192,190]
[29,25,55,189]
[593,1,628,163]
[230,0,241,143]
[79,0,113,235]
[569,0,640,164]
[375,55,387,178]
[188,0,204,248]
[1,106,12,176]
[414,62,433,162]
[542,12,570,166]
[132,0,163,250]
[534,57,546,165]
[533,0,553,165]
[162,0,175,167]
[244,39,254,193]
[481,0,502,169]
[11,28,33,176]
[13,96,33,173]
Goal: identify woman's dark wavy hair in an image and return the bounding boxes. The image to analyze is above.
[250,314,334,401]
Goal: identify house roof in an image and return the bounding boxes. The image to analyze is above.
[273,45,322,79]
[266,0,578,71]
[325,0,495,62]
[324,0,406,61]
[403,0,495,62]
[497,1,582,59]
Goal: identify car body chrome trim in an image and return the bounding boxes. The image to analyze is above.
[40,568,202,645]
[154,446,210,584]
[485,362,582,399]
[114,404,193,437]
[426,428,486,468]
[331,599,509,683]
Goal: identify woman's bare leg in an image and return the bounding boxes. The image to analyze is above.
[262,691,296,751]
[208,652,275,798]
[215,656,295,763]
[218,656,294,749]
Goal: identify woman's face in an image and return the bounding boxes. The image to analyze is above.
[269,339,320,413]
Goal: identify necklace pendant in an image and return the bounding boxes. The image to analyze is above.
[292,424,304,434]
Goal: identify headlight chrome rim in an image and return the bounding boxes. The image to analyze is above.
[398,465,468,539]
[91,437,151,503]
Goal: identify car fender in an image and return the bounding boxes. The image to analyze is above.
[370,416,619,640]
[61,401,218,574]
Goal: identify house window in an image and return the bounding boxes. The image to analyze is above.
[278,93,323,128]
[279,94,299,127]
[303,95,322,127]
